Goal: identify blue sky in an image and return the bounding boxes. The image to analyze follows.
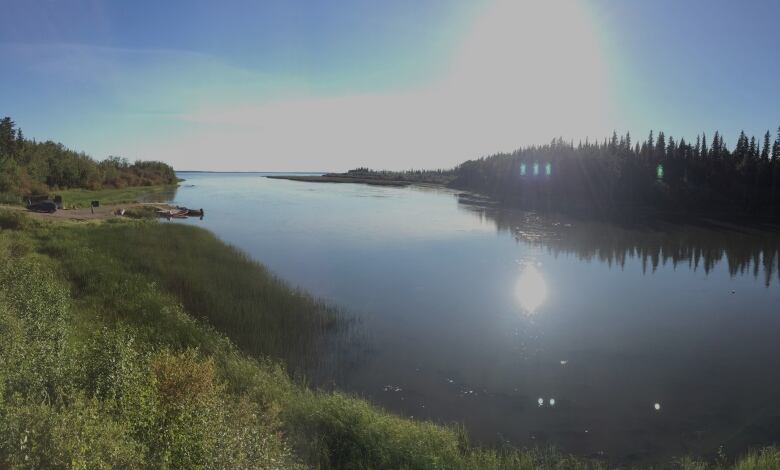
[2,0,779,171]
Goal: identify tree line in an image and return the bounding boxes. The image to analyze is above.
[450,128,780,216]
[0,116,177,198]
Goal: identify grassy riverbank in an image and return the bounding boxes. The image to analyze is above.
[0,211,777,469]
[52,184,179,208]
[2,184,179,208]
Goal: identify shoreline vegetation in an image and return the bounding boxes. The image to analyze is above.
[0,116,177,204]
[267,167,456,187]
[1,210,778,469]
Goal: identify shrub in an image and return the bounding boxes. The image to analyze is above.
[0,397,144,469]
[0,210,28,231]
[0,256,72,402]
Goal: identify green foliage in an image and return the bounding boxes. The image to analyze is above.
[0,115,177,197]
[38,221,341,370]
[0,222,300,469]
[732,447,780,470]
[0,255,72,402]
[123,205,161,219]
[0,397,145,469]
[0,209,29,230]
[285,390,463,469]
[0,192,21,204]
[56,185,178,209]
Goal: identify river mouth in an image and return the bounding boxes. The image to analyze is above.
[171,172,780,464]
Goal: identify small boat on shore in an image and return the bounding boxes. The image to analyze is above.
[184,208,204,217]
[156,208,188,218]
[154,206,204,219]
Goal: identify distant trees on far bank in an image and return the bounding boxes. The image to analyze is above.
[450,128,780,216]
[0,116,177,197]
[337,167,455,184]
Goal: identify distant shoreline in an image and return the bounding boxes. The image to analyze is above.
[176,170,327,174]
[266,174,416,187]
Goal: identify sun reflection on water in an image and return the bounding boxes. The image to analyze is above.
[515,264,548,313]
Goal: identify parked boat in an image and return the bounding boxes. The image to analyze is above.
[184,208,204,217]
[156,208,189,218]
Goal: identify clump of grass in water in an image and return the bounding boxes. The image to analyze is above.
[122,205,160,219]
[676,447,780,470]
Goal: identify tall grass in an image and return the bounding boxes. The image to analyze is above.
[35,220,342,372]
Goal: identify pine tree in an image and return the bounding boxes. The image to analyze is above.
[656,131,666,156]
[772,127,780,161]
[735,131,748,160]
[610,131,618,153]
[701,133,708,159]
[761,131,771,161]
[711,131,721,158]
[667,136,677,158]
[749,136,757,160]
[695,135,701,158]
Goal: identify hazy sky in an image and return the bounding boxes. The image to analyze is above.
[2,0,780,171]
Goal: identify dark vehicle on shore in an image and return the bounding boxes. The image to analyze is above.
[26,199,57,213]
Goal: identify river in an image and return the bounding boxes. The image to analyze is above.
[169,171,780,463]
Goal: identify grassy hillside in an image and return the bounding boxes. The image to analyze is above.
[0,210,777,469]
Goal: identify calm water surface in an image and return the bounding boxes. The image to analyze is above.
[172,172,780,463]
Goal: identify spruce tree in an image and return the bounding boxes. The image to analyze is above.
[735,131,748,160]
[656,131,666,156]
[701,133,708,158]
[667,136,677,158]
[749,136,757,160]
[712,131,721,158]
[762,131,771,161]
[772,127,780,161]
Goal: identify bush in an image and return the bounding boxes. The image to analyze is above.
[0,192,20,204]
[285,390,463,470]
[0,397,144,469]
[123,205,159,219]
[0,210,28,231]
[0,256,72,402]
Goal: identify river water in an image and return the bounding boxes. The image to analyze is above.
[170,171,780,463]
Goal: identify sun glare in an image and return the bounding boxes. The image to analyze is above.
[515,264,548,313]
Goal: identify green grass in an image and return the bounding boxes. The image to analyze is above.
[0,192,21,204]
[123,205,161,219]
[0,210,777,469]
[54,184,179,208]
[35,221,341,372]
